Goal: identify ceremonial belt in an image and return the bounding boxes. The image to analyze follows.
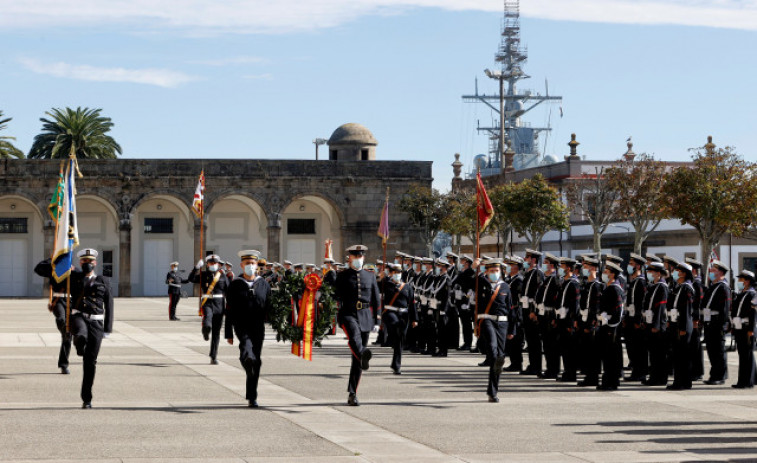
[52,292,69,298]
[383,306,408,313]
[477,314,507,322]
[201,294,225,299]
[387,284,405,307]
[201,271,222,307]
[169,283,182,288]
[72,309,104,321]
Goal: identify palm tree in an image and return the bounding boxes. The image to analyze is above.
[0,111,24,159]
[28,107,122,159]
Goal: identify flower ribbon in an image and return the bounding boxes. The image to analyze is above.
[292,273,322,360]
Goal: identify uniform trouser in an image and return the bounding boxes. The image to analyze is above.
[557,323,577,379]
[627,325,648,378]
[52,302,72,368]
[734,330,756,387]
[541,317,560,375]
[578,328,599,382]
[524,314,542,372]
[599,327,621,387]
[479,319,508,397]
[340,316,370,395]
[446,309,460,349]
[459,308,474,347]
[704,324,728,381]
[433,311,449,354]
[238,331,264,401]
[203,303,224,360]
[670,329,692,388]
[422,310,436,353]
[168,292,180,319]
[647,330,668,384]
[384,311,407,371]
[507,324,524,369]
[70,315,103,403]
[689,326,704,379]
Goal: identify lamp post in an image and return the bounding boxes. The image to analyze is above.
[313,138,328,160]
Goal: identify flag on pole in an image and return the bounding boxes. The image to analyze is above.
[476,172,494,232]
[324,239,333,260]
[47,169,65,222]
[52,159,79,283]
[192,171,205,219]
[378,195,390,245]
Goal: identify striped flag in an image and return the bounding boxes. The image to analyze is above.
[378,195,390,245]
[191,171,205,218]
[476,172,494,232]
[52,159,79,283]
[47,169,65,222]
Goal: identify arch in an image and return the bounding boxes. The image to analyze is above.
[77,194,120,231]
[205,192,269,225]
[131,192,194,229]
[0,193,46,224]
[281,192,346,227]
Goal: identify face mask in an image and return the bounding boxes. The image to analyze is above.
[601,273,609,283]
[627,265,634,275]
[736,281,745,292]
[646,272,655,281]
[244,264,257,277]
[541,264,549,273]
[671,270,680,281]
[504,265,511,274]
[488,272,500,283]
[82,263,95,274]
[403,263,409,271]
[351,258,364,271]
[479,265,486,273]
[413,264,420,272]
[171,266,178,272]
[208,264,219,272]
[394,259,400,265]
[421,265,427,273]
[391,273,402,283]
[523,262,530,271]
[457,263,463,271]
[558,268,566,278]
[434,267,441,276]
[581,268,589,277]
[708,272,716,282]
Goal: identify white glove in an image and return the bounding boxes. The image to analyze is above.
[195,259,204,269]
[372,324,380,333]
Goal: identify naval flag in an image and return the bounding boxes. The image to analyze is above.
[52,159,79,283]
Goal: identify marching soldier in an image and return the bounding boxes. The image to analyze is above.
[702,260,732,385]
[225,250,271,408]
[642,262,669,386]
[686,257,705,381]
[401,254,414,282]
[429,259,451,357]
[666,262,695,390]
[731,270,757,388]
[33,262,72,374]
[624,253,648,382]
[335,245,381,406]
[406,256,423,352]
[577,257,603,387]
[446,252,459,281]
[556,257,580,383]
[381,263,417,374]
[189,254,229,365]
[597,262,624,391]
[474,258,514,402]
[323,258,337,286]
[519,250,544,376]
[35,249,114,408]
[536,253,561,379]
[166,261,188,321]
[504,256,524,373]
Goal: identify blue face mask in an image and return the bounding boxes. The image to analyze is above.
[708,272,716,282]
[542,264,549,273]
[581,268,589,277]
[480,265,485,273]
[646,272,655,281]
[736,281,745,292]
[558,268,566,278]
[601,273,610,283]
[627,265,635,275]
[434,267,441,276]
[671,270,680,281]
[457,263,463,271]
[523,262,530,270]
[488,272,500,283]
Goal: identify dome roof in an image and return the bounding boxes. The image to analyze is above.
[327,123,378,146]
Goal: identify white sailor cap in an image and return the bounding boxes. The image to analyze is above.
[435,258,451,267]
[238,250,260,261]
[605,261,623,275]
[305,263,316,268]
[738,270,756,282]
[170,261,179,267]
[206,254,221,263]
[283,260,292,265]
[387,263,402,272]
[294,263,304,268]
[629,253,646,265]
[446,252,459,260]
[685,257,703,269]
[710,260,730,273]
[460,255,474,263]
[346,245,368,255]
[77,248,98,259]
[323,258,335,264]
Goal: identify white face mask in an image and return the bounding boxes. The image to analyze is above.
[391,273,402,283]
[541,264,549,273]
[627,265,635,275]
[350,258,364,271]
[523,262,530,270]
[403,263,410,271]
[488,272,500,282]
[171,266,178,272]
[601,273,610,283]
[646,272,656,282]
[457,263,463,271]
[434,267,441,276]
[671,270,680,281]
[504,265,511,274]
[581,268,589,277]
[558,268,566,278]
[736,281,745,292]
[208,264,219,272]
[244,264,257,277]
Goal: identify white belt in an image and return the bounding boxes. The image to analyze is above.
[580,309,589,322]
[427,309,434,315]
[52,292,69,298]
[72,310,104,321]
[384,306,408,313]
[169,283,182,288]
[557,307,568,319]
[733,318,749,330]
[477,314,507,322]
[202,294,225,299]
[627,304,635,317]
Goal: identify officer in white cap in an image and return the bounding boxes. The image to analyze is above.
[166,261,188,321]
[34,258,72,374]
[189,254,230,364]
[225,250,271,407]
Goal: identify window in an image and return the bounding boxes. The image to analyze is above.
[361,149,369,160]
[0,218,28,233]
[101,250,114,278]
[287,219,316,235]
[144,218,173,234]
[744,257,757,274]
[329,150,337,160]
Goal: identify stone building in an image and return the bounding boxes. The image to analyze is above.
[0,123,432,297]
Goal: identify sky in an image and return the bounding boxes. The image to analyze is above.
[2,0,756,191]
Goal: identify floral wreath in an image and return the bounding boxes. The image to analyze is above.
[269,272,339,347]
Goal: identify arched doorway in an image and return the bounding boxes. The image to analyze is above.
[281,195,343,265]
[0,195,45,296]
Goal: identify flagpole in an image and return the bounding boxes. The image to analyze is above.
[474,167,481,336]
[381,187,389,309]
[199,171,205,317]
[65,154,74,335]
[48,162,64,310]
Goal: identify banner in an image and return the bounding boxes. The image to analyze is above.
[192,170,205,219]
[292,273,322,361]
[47,169,64,222]
[476,171,494,232]
[52,159,79,283]
[378,195,390,245]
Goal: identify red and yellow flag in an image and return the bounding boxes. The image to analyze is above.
[476,172,494,232]
[292,273,322,361]
[192,171,205,219]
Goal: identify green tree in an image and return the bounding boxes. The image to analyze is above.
[605,153,669,255]
[0,111,24,159]
[398,184,445,256]
[510,174,569,249]
[28,107,122,159]
[440,189,475,256]
[663,139,757,266]
[488,183,517,255]
[566,167,620,254]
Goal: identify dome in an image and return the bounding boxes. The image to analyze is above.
[327,123,378,146]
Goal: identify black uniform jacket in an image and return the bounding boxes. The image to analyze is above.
[323,269,337,287]
[625,275,647,325]
[476,275,515,335]
[669,281,694,335]
[35,259,114,333]
[557,277,581,326]
[731,288,757,332]
[536,274,560,310]
[166,270,188,295]
[599,281,624,329]
[521,268,544,303]
[642,281,668,331]
[579,279,604,330]
[188,268,229,309]
[225,276,272,340]
[381,280,418,323]
[507,273,524,325]
[703,280,732,330]
[335,268,381,331]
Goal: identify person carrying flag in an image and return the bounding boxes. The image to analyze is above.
[189,254,229,364]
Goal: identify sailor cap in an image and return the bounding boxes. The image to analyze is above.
[170,261,179,267]
[525,249,543,258]
[435,258,451,267]
[710,260,730,273]
[629,253,646,265]
[605,261,623,275]
[237,250,260,260]
[544,253,560,264]
[346,245,368,255]
[484,258,503,269]
[77,248,98,259]
[646,254,662,263]
[738,269,756,282]
[387,263,402,272]
[685,257,703,269]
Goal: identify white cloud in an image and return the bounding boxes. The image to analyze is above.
[19,58,198,88]
[1,0,756,33]
[191,56,269,66]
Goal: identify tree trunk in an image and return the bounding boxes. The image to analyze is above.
[593,228,602,255]
[634,229,644,255]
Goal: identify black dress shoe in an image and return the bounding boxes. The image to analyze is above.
[419,350,432,355]
[171,317,181,321]
[432,352,448,357]
[60,367,70,375]
[248,400,259,408]
[347,394,359,406]
[202,326,211,341]
[210,358,219,365]
[704,379,725,385]
[82,402,92,409]
[623,375,644,382]
[488,395,499,403]
[598,385,618,391]
[457,344,471,351]
[731,384,753,389]
[360,349,372,371]
[542,371,558,379]
[392,367,402,375]
[691,375,703,381]
[503,365,522,372]
[558,375,576,383]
